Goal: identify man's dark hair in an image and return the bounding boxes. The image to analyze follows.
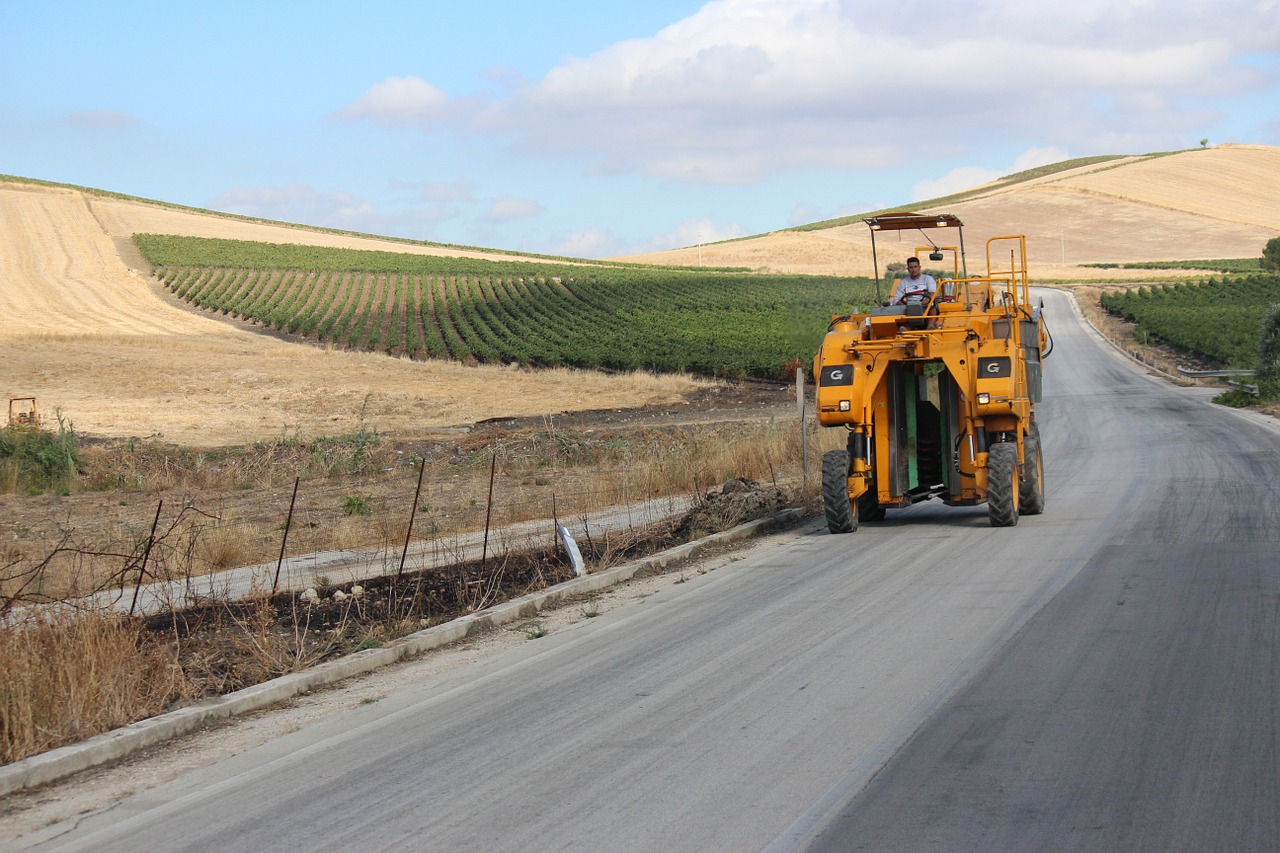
[907,257,921,265]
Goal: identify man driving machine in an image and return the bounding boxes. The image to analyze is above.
[889,257,937,306]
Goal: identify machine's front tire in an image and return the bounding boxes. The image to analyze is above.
[822,449,858,534]
[987,441,1020,527]
[1019,424,1046,515]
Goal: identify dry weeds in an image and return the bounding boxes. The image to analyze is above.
[0,472,804,765]
[0,610,182,764]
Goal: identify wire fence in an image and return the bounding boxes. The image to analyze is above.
[1,455,704,618]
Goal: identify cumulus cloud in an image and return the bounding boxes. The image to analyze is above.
[416,180,475,204]
[1012,147,1072,172]
[62,110,138,130]
[481,195,545,223]
[550,228,626,259]
[789,202,826,227]
[209,183,452,238]
[912,166,1003,201]
[332,75,451,127]
[357,0,1271,185]
[911,145,1074,201]
[622,217,748,254]
[546,217,745,258]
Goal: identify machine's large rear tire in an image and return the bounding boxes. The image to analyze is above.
[1019,423,1046,515]
[987,441,1020,527]
[822,449,858,534]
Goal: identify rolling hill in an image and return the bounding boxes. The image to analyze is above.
[2,143,1277,446]
[615,144,1280,277]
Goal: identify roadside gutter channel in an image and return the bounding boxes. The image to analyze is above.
[0,507,805,796]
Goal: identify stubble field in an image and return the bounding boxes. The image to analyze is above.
[4,143,1279,448]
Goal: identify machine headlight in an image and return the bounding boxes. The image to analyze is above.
[839,400,850,411]
[977,392,990,404]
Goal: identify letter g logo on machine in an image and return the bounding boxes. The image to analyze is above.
[821,365,853,386]
[978,357,1012,377]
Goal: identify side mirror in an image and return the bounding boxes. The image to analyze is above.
[928,250,944,262]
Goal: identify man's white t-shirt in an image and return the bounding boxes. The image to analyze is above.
[891,272,937,305]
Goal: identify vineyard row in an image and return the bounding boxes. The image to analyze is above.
[1100,275,1280,367]
[152,263,875,380]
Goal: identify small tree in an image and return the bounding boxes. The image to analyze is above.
[1263,237,1280,273]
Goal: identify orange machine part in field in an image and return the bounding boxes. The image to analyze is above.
[7,397,41,429]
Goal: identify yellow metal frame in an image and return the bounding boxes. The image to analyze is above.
[814,230,1045,509]
[7,397,41,429]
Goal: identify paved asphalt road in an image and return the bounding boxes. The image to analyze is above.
[10,289,1279,852]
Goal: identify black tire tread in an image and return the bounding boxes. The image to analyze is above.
[987,441,1020,527]
[1019,424,1046,516]
[822,449,858,534]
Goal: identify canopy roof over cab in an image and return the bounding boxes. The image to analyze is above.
[864,212,963,232]
[863,213,968,299]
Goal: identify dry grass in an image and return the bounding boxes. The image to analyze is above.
[0,610,184,764]
[0,464,803,765]
[0,411,823,603]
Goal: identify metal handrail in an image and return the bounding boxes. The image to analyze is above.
[1175,366,1257,377]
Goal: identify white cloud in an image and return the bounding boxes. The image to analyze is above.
[209,183,452,238]
[632,217,747,253]
[912,167,1003,202]
[364,0,1270,186]
[417,180,475,204]
[1012,147,1071,172]
[547,217,746,258]
[332,76,450,127]
[481,195,545,223]
[789,202,825,227]
[911,145,1074,201]
[550,228,625,259]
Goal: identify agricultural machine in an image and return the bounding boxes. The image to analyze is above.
[813,213,1051,531]
[7,397,41,429]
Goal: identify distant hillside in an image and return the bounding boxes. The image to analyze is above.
[3,143,1279,445]
[613,144,1280,280]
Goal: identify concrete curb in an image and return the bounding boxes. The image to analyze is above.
[0,508,805,796]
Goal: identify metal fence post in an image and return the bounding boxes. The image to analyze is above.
[129,499,163,616]
[271,477,300,594]
[398,458,426,580]
[797,367,808,494]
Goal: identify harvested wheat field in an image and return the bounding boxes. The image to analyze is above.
[4,143,1279,447]
[615,144,1280,279]
[0,183,704,447]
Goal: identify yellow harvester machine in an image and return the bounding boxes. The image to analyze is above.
[813,213,1051,531]
[7,397,42,429]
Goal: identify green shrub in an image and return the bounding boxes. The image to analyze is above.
[1258,303,1280,382]
[342,495,372,516]
[0,415,80,493]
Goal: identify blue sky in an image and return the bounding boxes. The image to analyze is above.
[3,0,1277,258]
